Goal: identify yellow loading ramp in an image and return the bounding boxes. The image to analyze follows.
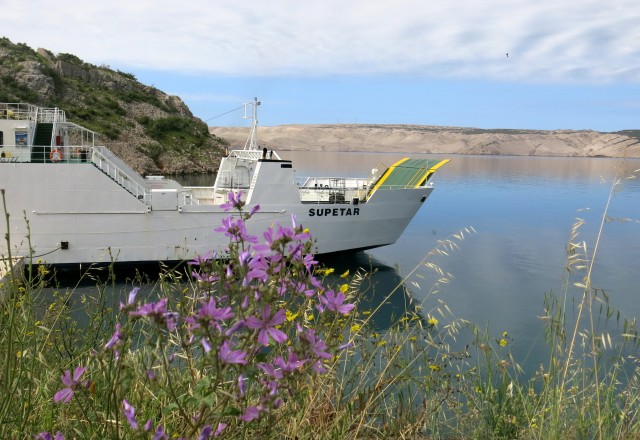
[367,158,450,199]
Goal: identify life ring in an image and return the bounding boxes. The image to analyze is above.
[50,148,63,162]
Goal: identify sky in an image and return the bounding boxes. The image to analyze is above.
[3,0,639,131]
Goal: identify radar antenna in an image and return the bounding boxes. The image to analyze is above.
[243,97,260,150]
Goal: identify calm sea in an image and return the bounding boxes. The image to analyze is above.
[55,152,640,375]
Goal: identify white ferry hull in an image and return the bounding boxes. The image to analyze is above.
[1,163,433,265]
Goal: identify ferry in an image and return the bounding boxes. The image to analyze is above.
[0,100,448,266]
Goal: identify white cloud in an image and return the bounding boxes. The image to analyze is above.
[3,0,640,83]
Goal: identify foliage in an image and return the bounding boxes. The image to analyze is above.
[56,53,86,67]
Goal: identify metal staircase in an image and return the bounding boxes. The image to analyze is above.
[90,146,151,205]
[31,123,53,162]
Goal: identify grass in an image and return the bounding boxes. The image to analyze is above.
[0,161,639,439]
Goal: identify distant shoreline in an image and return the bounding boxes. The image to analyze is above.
[210,124,640,158]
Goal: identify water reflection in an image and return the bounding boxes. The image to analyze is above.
[316,252,420,331]
[46,252,418,334]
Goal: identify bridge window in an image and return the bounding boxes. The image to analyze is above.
[0,131,3,147]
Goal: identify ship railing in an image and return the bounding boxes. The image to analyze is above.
[29,106,38,145]
[299,187,369,204]
[215,174,252,189]
[297,176,371,189]
[90,146,151,204]
[1,145,89,163]
[181,187,218,206]
[230,149,281,161]
[297,177,370,204]
[0,103,39,121]
[375,183,434,190]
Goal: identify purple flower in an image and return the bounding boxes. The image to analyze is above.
[319,290,355,315]
[257,362,284,380]
[338,342,355,350]
[225,320,245,336]
[301,253,318,272]
[245,305,288,346]
[303,329,332,361]
[220,191,245,211]
[274,349,306,373]
[153,426,168,440]
[239,405,262,422]
[35,433,64,440]
[130,298,167,318]
[214,422,227,437]
[195,297,233,328]
[201,337,212,353]
[120,287,139,310]
[53,366,87,403]
[248,204,261,217]
[238,373,246,397]
[215,216,258,243]
[105,322,124,350]
[218,340,248,365]
[188,251,214,266]
[123,399,138,429]
[198,425,213,440]
[129,298,178,331]
[191,271,219,285]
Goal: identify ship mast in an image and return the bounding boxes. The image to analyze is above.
[243,97,260,151]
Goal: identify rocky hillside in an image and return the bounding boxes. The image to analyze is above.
[0,38,227,175]
[211,124,640,158]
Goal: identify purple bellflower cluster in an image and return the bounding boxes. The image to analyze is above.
[48,191,356,438]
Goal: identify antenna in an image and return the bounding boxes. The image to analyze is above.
[243,97,261,150]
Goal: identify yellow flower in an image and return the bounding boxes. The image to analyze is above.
[377,340,386,347]
[428,317,438,326]
[362,310,371,315]
[351,324,361,332]
[339,284,349,293]
[340,270,350,278]
[319,267,335,276]
[429,364,441,371]
[502,331,509,338]
[303,228,310,233]
[499,338,508,347]
[409,336,417,342]
[286,310,299,322]
[306,314,315,321]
